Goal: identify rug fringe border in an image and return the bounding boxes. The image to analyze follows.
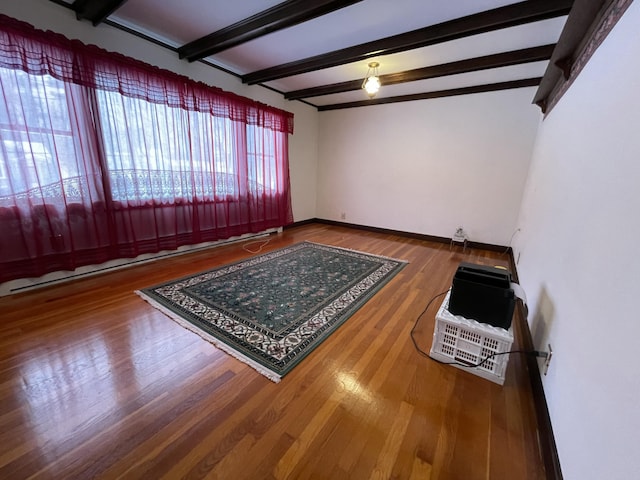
[135,290,282,383]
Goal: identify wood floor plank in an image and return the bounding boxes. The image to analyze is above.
[370,401,415,480]
[0,223,546,479]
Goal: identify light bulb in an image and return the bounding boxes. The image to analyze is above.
[364,75,380,98]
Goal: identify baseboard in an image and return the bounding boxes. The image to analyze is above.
[508,256,563,480]
[290,218,510,252]
[284,218,318,229]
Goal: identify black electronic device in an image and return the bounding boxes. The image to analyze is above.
[448,262,515,329]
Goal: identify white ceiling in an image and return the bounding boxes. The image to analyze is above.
[56,0,573,109]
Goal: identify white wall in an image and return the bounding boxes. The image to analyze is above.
[514,3,640,479]
[317,89,541,245]
[0,0,319,223]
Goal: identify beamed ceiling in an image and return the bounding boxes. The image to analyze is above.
[49,0,608,111]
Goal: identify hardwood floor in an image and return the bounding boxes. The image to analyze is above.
[0,224,545,479]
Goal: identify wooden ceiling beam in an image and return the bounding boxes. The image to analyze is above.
[71,0,129,26]
[532,0,608,110]
[285,44,555,100]
[243,0,573,85]
[178,0,364,62]
[317,77,542,111]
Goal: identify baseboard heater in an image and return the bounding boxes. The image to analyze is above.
[5,228,281,295]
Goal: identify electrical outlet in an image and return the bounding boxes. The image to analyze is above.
[340,212,346,220]
[543,344,553,375]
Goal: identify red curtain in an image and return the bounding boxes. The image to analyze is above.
[0,15,294,283]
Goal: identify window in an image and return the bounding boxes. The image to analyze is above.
[0,14,293,283]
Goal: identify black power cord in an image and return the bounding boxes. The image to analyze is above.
[411,290,548,369]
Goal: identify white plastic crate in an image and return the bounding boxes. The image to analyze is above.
[429,290,514,385]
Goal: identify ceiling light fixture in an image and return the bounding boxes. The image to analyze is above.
[362,61,381,98]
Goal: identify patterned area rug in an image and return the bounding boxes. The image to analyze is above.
[136,241,407,382]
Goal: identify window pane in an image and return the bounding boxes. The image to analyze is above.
[247,124,278,194]
[0,68,83,204]
[97,90,242,203]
